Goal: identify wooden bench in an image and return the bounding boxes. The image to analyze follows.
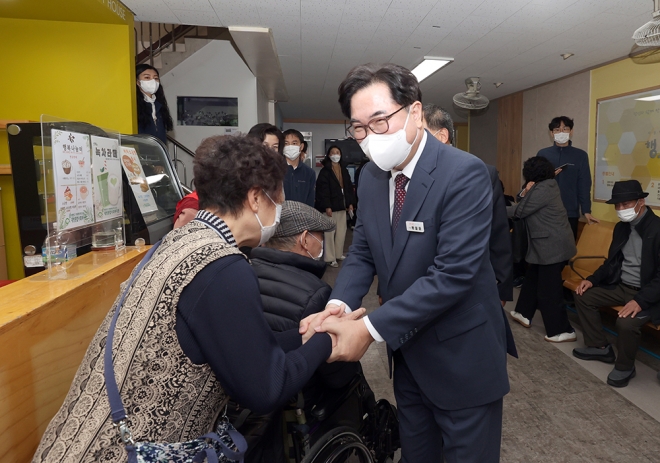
[562,220,660,331]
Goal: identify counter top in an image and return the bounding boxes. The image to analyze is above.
[0,245,150,462]
[0,246,149,334]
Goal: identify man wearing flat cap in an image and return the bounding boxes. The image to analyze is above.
[572,180,660,387]
[230,201,359,463]
[252,200,337,330]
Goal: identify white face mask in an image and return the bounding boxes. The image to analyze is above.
[283,145,301,161]
[255,191,282,246]
[140,79,159,95]
[330,154,341,163]
[554,132,570,144]
[617,200,639,223]
[303,233,324,260]
[359,108,419,171]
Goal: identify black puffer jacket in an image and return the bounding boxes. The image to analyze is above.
[250,247,331,332]
[315,162,356,212]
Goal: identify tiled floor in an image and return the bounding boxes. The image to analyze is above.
[322,231,660,462]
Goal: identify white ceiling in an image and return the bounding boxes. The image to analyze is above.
[124,0,653,121]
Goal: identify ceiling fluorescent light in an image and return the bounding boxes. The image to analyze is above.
[636,95,660,101]
[411,57,453,82]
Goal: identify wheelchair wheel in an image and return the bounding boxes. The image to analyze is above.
[303,426,375,463]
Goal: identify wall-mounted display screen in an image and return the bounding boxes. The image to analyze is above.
[177,96,238,127]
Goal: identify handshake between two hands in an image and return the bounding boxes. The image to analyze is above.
[299,303,373,363]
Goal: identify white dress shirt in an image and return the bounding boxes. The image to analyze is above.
[329,130,428,343]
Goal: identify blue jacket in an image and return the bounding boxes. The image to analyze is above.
[331,134,510,411]
[284,162,316,207]
[536,141,592,218]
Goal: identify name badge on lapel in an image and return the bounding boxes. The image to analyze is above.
[406,221,424,233]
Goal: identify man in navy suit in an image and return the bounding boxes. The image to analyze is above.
[300,63,510,462]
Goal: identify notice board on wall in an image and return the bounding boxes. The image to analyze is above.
[595,87,660,206]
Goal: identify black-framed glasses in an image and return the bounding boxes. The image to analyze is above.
[347,106,407,141]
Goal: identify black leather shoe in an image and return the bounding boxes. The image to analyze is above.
[572,345,616,364]
[607,367,636,388]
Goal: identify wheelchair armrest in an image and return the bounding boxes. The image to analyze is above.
[568,256,606,280]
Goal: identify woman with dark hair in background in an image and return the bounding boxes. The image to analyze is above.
[508,156,577,343]
[136,63,173,144]
[315,145,355,267]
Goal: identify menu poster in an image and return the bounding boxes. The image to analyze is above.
[120,146,158,215]
[91,136,123,221]
[51,129,94,230]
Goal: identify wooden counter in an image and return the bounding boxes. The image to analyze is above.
[0,246,149,462]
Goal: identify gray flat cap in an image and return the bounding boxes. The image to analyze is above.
[275,200,336,238]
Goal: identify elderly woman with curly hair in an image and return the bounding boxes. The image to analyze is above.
[32,136,361,463]
[508,156,577,343]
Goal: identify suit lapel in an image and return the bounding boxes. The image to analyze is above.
[389,142,437,278]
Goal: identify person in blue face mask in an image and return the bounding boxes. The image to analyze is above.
[572,180,660,388]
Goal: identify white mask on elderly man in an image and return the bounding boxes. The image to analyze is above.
[553,132,570,144]
[617,200,639,223]
[303,232,324,260]
[283,145,301,161]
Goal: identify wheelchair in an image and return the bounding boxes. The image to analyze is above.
[228,369,399,463]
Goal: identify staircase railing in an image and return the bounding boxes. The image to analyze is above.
[135,23,197,65]
[167,135,196,188]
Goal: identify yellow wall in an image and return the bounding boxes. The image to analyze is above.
[0,11,136,279]
[588,58,660,223]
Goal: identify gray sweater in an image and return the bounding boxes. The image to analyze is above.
[507,179,577,265]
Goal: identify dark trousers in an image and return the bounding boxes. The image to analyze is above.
[574,284,651,370]
[393,351,503,463]
[568,217,579,241]
[514,262,573,337]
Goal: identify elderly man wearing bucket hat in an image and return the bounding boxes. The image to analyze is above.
[572,180,660,387]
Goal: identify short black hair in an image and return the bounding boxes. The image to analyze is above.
[423,104,454,144]
[247,123,284,154]
[301,140,308,153]
[194,135,287,216]
[523,156,555,183]
[548,116,574,131]
[283,129,304,144]
[338,63,422,119]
